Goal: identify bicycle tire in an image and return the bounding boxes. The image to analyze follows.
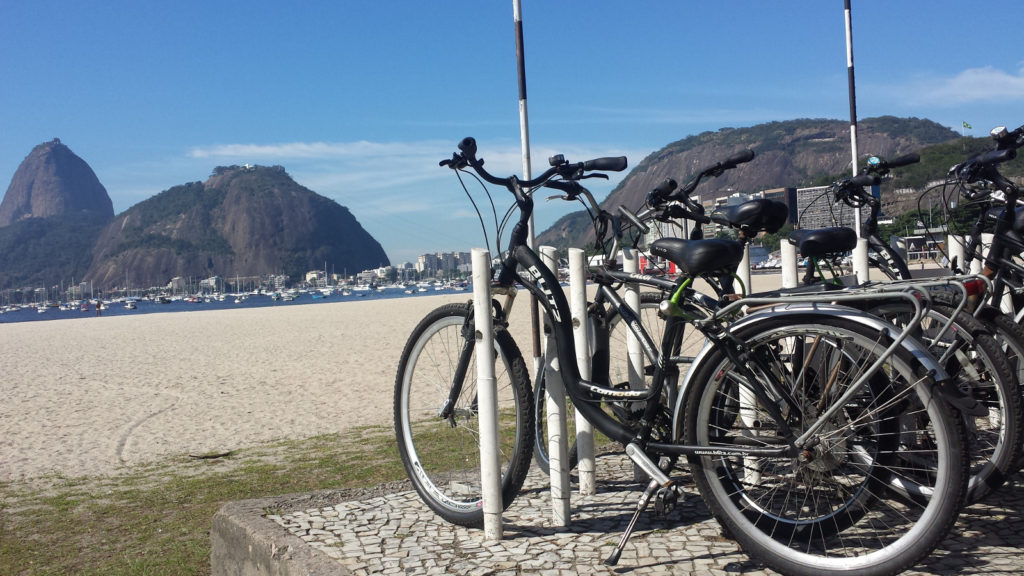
[974,305,1024,472]
[868,300,1022,503]
[394,303,534,527]
[532,362,580,476]
[684,313,966,576]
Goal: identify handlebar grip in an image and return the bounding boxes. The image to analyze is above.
[458,137,477,156]
[975,148,1017,165]
[655,178,677,195]
[886,153,920,168]
[850,174,881,188]
[722,149,755,168]
[618,205,650,234]
[583,156,628,172]
[647,178,677,204]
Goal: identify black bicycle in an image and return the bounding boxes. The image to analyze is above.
[395,138,972,576]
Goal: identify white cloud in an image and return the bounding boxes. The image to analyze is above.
[888,65,1024,107]
[179,137,649,264]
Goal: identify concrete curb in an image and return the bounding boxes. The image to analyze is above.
[212,496,349,576]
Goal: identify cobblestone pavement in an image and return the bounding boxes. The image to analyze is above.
[269,454,1024,575]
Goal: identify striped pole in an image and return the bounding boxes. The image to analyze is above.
[512,0,543,383]
[845,0,868,282]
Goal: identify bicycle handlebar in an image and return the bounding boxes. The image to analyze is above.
[647,149,755,207]
[618,205,650,235]
[992,124,1024,150]
[721,149,755,170]
[444,136,627,191]
[953,147,1018,193]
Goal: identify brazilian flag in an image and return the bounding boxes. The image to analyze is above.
[963,121,972,129]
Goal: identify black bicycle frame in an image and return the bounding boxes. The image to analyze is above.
[965,184,1024,305]
[508,242,791,459]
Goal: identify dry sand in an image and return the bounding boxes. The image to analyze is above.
[0,273,791,482]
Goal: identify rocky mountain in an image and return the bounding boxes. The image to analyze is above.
[83,165,390,289]
[0,138,113,226]
[0,139,113,288]
[537,116,960,249]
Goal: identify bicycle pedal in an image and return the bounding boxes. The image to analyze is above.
[653,485,680,517]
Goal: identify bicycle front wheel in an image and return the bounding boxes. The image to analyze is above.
[684,314,966,576]
[394,303,534,527]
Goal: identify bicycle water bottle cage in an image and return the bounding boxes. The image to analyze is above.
[649,238,744,277]
[788,227,858,258]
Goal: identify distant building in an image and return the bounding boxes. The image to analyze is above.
[168,277,187,293]
[199,276,222,292]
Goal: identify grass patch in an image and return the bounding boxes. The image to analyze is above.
[0,424,406,575]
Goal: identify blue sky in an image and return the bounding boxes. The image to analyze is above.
[3,1,1023,265]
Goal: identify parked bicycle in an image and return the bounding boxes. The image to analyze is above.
[395,137,975,576]
[652,153,1024,504]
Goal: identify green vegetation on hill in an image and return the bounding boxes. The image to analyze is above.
[0,217,104,289]
[115,182,233,257]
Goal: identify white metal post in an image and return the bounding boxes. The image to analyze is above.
[569,248,596,495]
[781,240,799,289]
[539,246,570,525]
[854,237,870,283]
[947,234,965,272]
[979,233,1014,312]
[621,247,643,390]
[972,234,988,275]
[737,244,752,295]
[471,248,503,540]
[621,246,646,481]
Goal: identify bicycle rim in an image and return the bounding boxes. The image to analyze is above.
[685,315,966,576]
[869,302,1022,503]
[394,305,533,526]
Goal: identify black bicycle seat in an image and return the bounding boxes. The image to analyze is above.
[788,227,858,257]
[719,199,789,235]
[650,238,744,276]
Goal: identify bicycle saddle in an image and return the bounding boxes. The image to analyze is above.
[718,199,789,236]
[788,227,858,257]
[649,238,744,276]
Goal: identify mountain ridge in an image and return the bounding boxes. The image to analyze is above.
[537,116,960,249]
[84,164,390,289]
[0,141,391,291]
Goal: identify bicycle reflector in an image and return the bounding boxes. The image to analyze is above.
[963,278,986,297]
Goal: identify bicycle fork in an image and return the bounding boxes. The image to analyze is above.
[438,307,483,424]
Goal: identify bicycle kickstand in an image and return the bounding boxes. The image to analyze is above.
[605,478,662,566]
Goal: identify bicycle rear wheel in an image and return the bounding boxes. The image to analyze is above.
[684,314,966,576]
[394,303,534,527]
[867,300,1021,503]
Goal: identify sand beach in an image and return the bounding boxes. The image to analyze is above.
[0,270,795,482]
[0,291,536,481]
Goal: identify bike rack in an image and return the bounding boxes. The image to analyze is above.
[470,248,504,540]
[568,247,597,496]
[540,246,572,526]
[471,245,599,538]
